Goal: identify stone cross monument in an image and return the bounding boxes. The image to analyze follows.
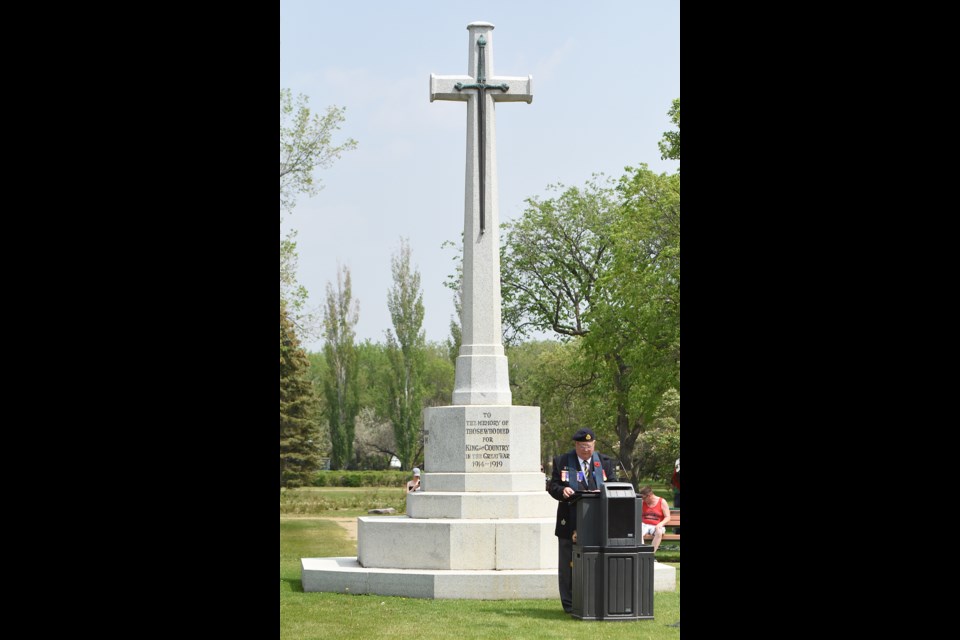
[429,21,531,407]
[303,23,555,597]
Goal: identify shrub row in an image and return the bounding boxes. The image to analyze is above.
[311,470,411,487]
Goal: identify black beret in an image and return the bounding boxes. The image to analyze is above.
[572,428,596,442]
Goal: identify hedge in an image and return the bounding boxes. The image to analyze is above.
[311,470,411,487]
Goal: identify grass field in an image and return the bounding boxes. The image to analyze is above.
[280,486,409,516]
[280,487,681,639]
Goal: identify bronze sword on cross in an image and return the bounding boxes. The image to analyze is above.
[429,24,532,393]
[430,25,532,247]
[454,35,509,235]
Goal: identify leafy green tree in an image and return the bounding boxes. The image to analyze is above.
[500,163,680,486]
[581,164,680,482]
[350,341,452,469]
[321,265,360,470]
[280,300,321,489]
[280,230,310,328]
[633,389,680,482]
[353,406,395,470]
[500,175,619,341]
[280,88,358,339]
[304,351,333,459]
[350,341,394,467]
[441,239,463,364]
[422,342,455,408]
[506,340,587,467]
[658,98,680,162]
[280,88,357,217]
[354,340,390,418]
[384,238,426,470]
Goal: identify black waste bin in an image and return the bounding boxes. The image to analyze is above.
[570,483,654,620]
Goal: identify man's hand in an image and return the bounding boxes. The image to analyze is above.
[563,487,575,499]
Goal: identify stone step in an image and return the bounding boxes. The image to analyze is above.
[301,556,677,598]
[406,490,556,519]
[358,516,556,570]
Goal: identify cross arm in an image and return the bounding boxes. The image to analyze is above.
[489,75,533,103]
[430,74,472,102]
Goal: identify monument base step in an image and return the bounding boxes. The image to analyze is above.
[357,516,556,570]
[301,557,676,598]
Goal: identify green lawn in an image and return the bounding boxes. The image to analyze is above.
[281,489,680,639]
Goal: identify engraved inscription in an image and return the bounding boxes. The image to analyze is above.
[465,411,510,469]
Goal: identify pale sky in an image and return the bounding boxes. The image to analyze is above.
[280,0,680,352]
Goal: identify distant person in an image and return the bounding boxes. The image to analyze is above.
[547,427,619,614]
[671,456,680,534]
[406,467,422,493]
[639,485,671,556]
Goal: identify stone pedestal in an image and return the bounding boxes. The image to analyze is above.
[302,404,565,597]
[355,404,555,575]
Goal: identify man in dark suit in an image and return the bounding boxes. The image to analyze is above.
[546,427,619,613]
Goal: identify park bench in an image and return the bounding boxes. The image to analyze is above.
[642,510,680,542]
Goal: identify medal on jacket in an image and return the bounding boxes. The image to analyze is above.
[561,469,568,482]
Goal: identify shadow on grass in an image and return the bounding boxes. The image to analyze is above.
[475,604,671,623]
[474,602,573,620]
[281,577,304,593]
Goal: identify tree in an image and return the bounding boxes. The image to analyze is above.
[632,389,680,482]
[384,238,426,470]
[280,230,310,330]
[280,300,321,489]
[500,164,680,486]
[658,98,680,162]
[506,340,590,467]
[350,340,452,469]
[349,341,394,467]
[280,88,358,341]
[441,239,463,364]
[582,164,680,482]
[421,342,455,409]
[500,175,619,341]
[321,265,360,470]
[280,88,358,217]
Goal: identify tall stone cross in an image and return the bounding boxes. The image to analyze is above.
[430,22,532,406]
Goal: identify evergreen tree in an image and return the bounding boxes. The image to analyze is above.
[280,300,320,489]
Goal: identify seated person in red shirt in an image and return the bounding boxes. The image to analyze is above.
[639,485,671,556]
